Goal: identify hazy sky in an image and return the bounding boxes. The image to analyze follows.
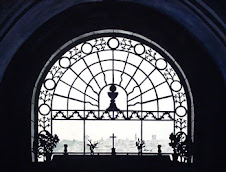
[52,120,174,141]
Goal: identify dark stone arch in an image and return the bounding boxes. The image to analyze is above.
[0,1,224,171]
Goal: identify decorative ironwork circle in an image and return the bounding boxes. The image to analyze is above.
[155,58,167,70]
[44,79,56,90]
[81,42,93,54]
[171,80,182,92]
[176,132,187,142]
[107,37,120,49]
[134,43,145,55]
[38,104,51,116]
[59,57,71,68]
[176,106,187,117]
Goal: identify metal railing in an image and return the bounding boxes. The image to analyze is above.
[52,151,171,156]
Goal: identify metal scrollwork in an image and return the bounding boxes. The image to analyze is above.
[35,130,59,162]
[169,132,192,163]
[35,34,191,162]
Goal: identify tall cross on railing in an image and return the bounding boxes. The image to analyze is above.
[110,133,117,148]
[110,133,117,155]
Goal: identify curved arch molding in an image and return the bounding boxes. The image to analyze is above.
[0,0,225,82]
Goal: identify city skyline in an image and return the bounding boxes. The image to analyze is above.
[54,133,173,154]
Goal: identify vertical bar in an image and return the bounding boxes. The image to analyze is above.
[127,96,128,119]
[98,94,100,119]
[113,134,114,148]
[173,112,176,134]
[141,120,143,140]
[112,50,114,84]
[141,118,143,155]
[50,108,53,135]
[83,119,85,155]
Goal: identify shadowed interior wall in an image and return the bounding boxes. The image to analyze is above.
[0,1,225,171]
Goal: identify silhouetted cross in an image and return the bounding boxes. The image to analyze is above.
[110,133,117,148]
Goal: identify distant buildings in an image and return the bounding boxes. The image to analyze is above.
[54,134,173,154]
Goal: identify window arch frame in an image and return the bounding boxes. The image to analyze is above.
[31,29,194,162]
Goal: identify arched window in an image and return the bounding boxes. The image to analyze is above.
[32,30,194,162]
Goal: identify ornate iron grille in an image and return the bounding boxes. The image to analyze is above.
[33,31,192,162]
